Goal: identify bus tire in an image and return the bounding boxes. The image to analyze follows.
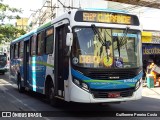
[17,75,25,93]
[48,81,61,107]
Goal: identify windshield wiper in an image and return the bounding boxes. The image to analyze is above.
[113,36,120,58]
[91,24,111,61]
[119,27,130,46]
[115,27,130,58]
[91,24,104,45]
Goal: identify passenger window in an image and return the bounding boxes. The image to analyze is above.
[31,35,36,56]
[10,45,14,59]
[15,43,19,58]
[19,41,24,58]
[37,33,44,55]
[45,28,54,54]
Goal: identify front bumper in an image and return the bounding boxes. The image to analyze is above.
[70,83,142,103]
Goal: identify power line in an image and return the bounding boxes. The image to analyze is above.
[57,0,80,11]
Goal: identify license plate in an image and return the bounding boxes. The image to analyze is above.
[108,92,120,98]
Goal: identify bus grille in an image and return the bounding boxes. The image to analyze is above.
[91,88,134,98]
[85,70,136,80]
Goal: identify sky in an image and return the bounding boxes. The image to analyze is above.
[3,0,43,18]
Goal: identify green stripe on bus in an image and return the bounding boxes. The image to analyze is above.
[37,22,52,31]
[31,61,54,68]
[84,80,121,83]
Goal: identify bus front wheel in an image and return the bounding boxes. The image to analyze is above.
[48,81,61,106]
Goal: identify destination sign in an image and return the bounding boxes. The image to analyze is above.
[46,28,53,36]
[75,11,139,26]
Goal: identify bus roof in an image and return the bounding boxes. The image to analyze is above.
[83,8,128,14]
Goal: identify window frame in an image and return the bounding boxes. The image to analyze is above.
[19,41,24,58]
[37,32,44,56]
[14,43,19,58]
[10,45,14,59]
[30,35,37,56]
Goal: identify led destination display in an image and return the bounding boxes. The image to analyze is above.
[75,11,140,25]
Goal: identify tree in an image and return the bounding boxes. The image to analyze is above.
[0,24,26,43]
[0,0,26,43]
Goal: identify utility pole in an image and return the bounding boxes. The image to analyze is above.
[71,0,73,8]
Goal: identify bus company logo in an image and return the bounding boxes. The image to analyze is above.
[109,76,119,79]
[2,112,11,117]
[1,112,42,117]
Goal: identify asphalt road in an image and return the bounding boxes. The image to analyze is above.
[0,72,160,120]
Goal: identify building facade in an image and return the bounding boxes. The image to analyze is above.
[16,18,29,31]
[28,0,108,30]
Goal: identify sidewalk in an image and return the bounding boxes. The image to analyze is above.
[142,82,160,99]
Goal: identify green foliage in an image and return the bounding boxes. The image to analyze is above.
[0,1,22,21]
[0,24,26,43]
[0,0,25,43]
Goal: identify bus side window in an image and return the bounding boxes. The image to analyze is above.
[45,28,54,54]
[19,41,24,58]
[10,45,14,59]
[37,32,44,56]
[14,43,19,59]
[31,35,36,56]
[18,42,20,58]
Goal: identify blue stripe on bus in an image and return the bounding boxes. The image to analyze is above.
[112,33,138,38]
[32,57,36,92]
[29,55,48,93]
[71,68,91,80]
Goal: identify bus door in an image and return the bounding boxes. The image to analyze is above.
[23,40,29,87]
[55,24,69,97]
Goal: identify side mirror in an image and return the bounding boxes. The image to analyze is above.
[66,33,73,46]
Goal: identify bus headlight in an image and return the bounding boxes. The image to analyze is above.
[73,79,89,92]
[73,79,80,85]
[135,80,141,90]
[82,83,89,90]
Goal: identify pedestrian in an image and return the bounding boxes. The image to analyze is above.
[143,60,147,79]
[147,61,157,85]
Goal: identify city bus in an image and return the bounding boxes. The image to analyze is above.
[10,9,143,106]
[0,52,9,74]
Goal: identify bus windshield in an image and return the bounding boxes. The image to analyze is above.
[0,54,7,67]
[72,27,141,68]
